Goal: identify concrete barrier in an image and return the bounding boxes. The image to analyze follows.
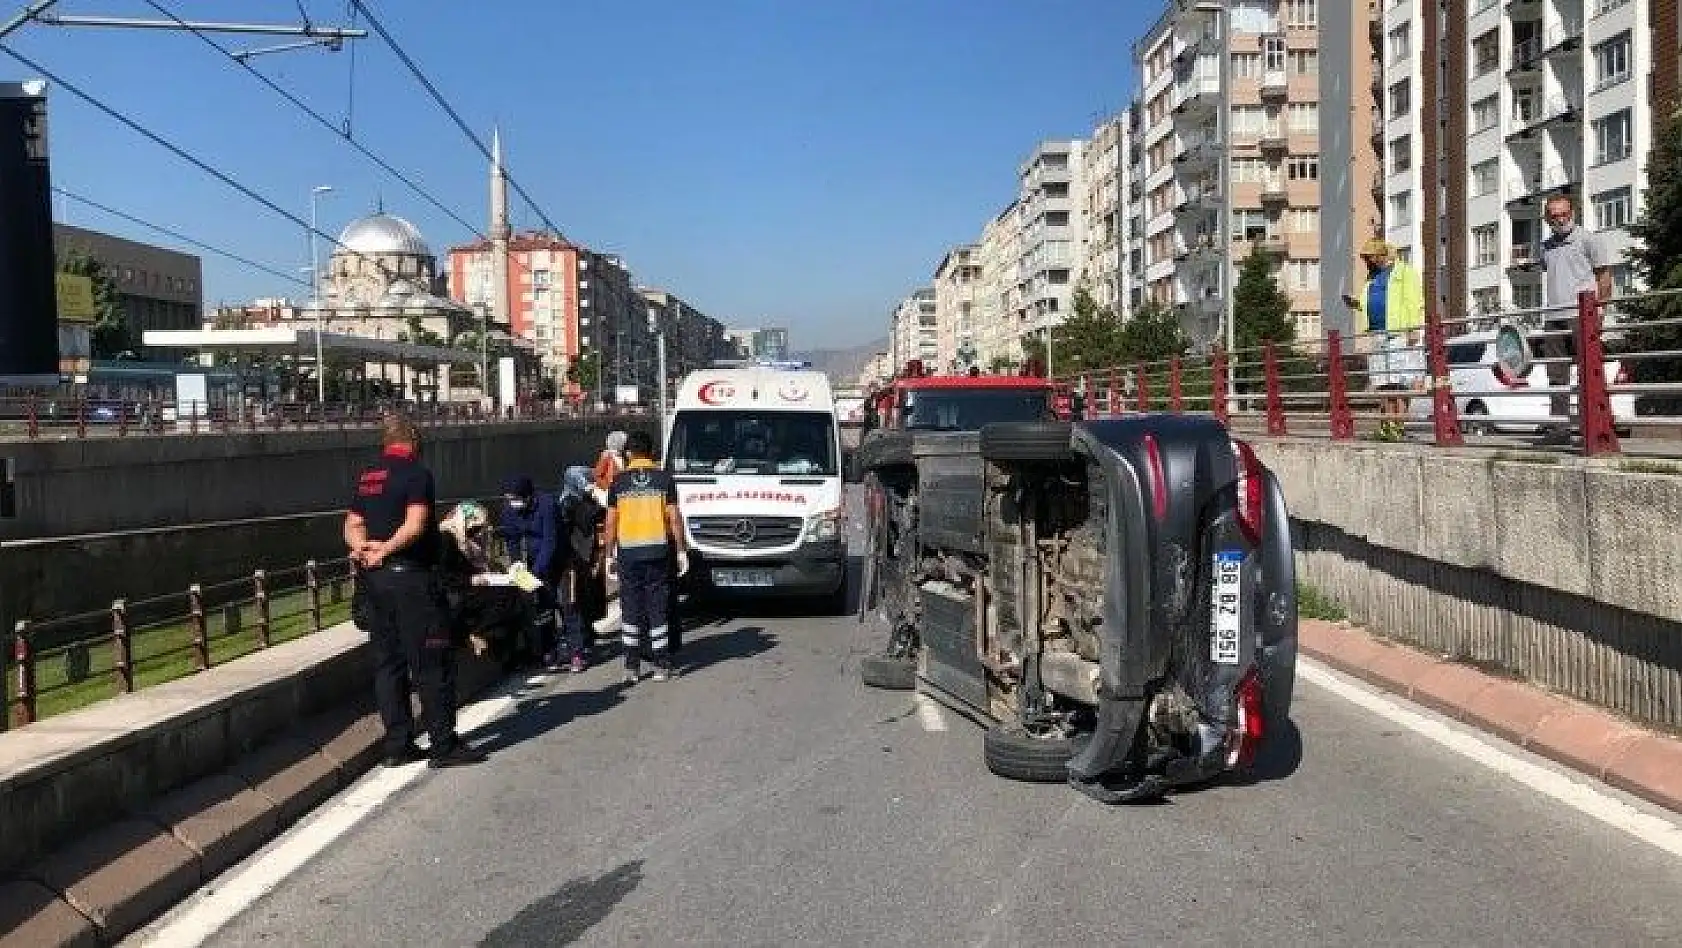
[1253,438,1682,730]
[0,620,509,945]
[0,418,656,541]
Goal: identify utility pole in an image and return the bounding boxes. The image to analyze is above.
[308,185,332,403]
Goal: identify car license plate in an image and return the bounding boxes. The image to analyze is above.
[713,569,774,588]
[1210,550,1243,666]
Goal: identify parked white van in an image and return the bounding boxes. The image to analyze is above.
[663,363,848,612]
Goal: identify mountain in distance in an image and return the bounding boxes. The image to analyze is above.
[792,337,889,387]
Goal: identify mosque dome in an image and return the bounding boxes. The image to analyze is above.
[336,212,433,259]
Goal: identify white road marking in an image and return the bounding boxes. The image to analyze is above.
[1299,658,1682,859]
[129,603,625,948]
[915,694,948,732]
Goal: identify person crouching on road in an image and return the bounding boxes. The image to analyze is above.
[553,466,607,672]
[497,474,561,671]
[439,501,531,664]
[345,414,486,769]
[603,429,690,684]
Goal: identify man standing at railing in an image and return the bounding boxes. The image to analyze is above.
[345,413,487,770]
[1540,194,1615,444]
[1342,238,1425,439]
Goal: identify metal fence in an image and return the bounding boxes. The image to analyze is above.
[1050,286,1682,459]
[5,558,356,729]
[0,397,653,440]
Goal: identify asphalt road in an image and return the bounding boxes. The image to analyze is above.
[141,539,1682,946]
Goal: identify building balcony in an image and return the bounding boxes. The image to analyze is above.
[1542,19,1583,58]
[1173,77,1221,114]
[1507,244,1540,270]
[1175,136,1220,168]
[1260,70,1289,100]
[1260,178,1289,204]
[1509,32,1543,73]
[1259,126,1288,153]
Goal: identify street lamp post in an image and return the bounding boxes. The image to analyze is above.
[308,185,332,403]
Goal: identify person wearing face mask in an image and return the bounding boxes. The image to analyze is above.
[1539,194,1616,444]
[1342,238,1425,438]
[497,474,561,669]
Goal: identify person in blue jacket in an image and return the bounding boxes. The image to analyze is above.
[497,474,560,669]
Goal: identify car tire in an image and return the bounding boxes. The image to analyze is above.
[820,578,850,616]
[860,654,916,691]
[979,422,1076,464]
[1261,639,1296,735]
[982,723,1079,783]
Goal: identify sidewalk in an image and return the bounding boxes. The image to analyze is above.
[1300,619,1682,815]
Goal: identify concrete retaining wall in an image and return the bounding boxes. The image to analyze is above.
[1254,438,1682,730]
[0,418,655,541]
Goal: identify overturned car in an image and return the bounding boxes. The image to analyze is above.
[854,414,1297,803]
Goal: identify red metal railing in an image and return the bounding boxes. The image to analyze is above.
[1049,286,1682,458]
[0,397,653,441]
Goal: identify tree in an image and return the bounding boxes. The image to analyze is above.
[1231,245,1297,392]
[568,352,602,394]
[1625,109,1682,416]
[1117,299,1189,364]
[58,249,131,359]
[398,313,446,349]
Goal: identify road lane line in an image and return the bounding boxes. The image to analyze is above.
[127,643,601,948]
[1300,658,1682,859]
[915,694,948,732]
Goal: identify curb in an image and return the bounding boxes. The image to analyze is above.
[1,650,509,948]
[1300,619,1682,816]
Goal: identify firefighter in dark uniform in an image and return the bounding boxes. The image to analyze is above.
[345,414,488,769]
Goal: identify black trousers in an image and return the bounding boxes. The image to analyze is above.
[362,565,458,755]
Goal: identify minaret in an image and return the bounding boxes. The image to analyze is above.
[489,126,511,332]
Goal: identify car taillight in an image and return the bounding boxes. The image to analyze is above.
[1142,433,1168,521]
[1232,438,1264,546]
[1228,666,1266,770]
[1491,363,1528,388]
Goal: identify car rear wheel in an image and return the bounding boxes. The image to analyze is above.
[982,723,1080,783]
[860,654,916,690]
[979,421,1076,464]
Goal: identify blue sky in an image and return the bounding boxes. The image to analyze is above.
[13,0,1138,349]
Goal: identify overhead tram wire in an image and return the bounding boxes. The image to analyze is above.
[55,186,312,288]
[141,0,485,242]
[0,41,424,279]
[345,0,569,242]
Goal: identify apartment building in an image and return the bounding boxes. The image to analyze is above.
[1080,115,1130,317]
[889,287,938,371]
[1014,140,1087,352]
[1130,0,1330,346]
[974,200,1023,370]
[1318,3,1386,335]
[1377,0,1667,326]
[933,245,981,372]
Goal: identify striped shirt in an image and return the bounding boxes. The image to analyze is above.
[607,459,678,563]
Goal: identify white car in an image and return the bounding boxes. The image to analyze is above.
[1407,331,1637,435]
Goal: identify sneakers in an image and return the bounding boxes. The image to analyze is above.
[623,662,642,685]
[651,666,669,682]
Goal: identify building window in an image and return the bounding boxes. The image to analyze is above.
[1287,207,1319,232]
[1286,259,1320,290]
[1389,192,1413,227]
[1472,29,1499,76]
[1473,225,1498,267]
[1594,109,1633,165]
[1593,32,1631,91]
[1389,135,1411,174]
[1512,86,1538,125]
[1232,209,1268,241]
[1289,50,1317,75]
[1288,102,1318,133]
[1470,159,1499,196]
[1593,186,1632,231]
[1230,105,1266,136]
[1287,157,1319,181]
[1389,79,1411,117]
[1472,287,1500,318]
[1388,24,1411,63]
[1284,0,1317,28]
[532,269,551,289]
[1232,52,1262,78]
[1471,95,1499,134]
[1264,36,1286,72]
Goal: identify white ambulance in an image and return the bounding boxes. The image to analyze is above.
[663,362,848,612]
